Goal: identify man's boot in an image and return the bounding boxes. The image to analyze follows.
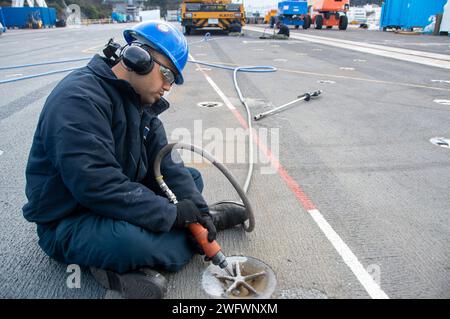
[90,267,167,299]
[208,200,248,231]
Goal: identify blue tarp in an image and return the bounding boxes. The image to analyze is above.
[1,7,56,28]
[111,12,126,23]
[381,0,447,29]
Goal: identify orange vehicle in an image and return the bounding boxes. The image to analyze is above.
[264,9,278,24]
[312,0,350,30]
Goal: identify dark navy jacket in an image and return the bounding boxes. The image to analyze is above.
[278,24,290,37]
[23,55,208,232]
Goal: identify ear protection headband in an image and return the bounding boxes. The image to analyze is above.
[121,42,155,75]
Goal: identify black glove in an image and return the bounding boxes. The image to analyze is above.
[174,199,217,242]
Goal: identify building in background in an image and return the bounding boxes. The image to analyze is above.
[103,0,144,22]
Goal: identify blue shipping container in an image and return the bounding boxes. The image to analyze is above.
[381,0,447,29]
[0,7,7,32]
[1,7,56,28]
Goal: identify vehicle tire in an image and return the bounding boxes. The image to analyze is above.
[303,15,311,29]
[315,15,323,29]
[327,26,333,29]
[339,15,348,30]
[295,25,299,29]
[183,26,191,35]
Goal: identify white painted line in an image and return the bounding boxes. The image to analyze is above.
[297,32,450,62]
[270,45,280,48]
[273,59,288,62]
[195,53,208,57]
[318,80,336,84]
[309,209,389,299]
[4,74,23,78]
[340,67,355,71]
[243,40,302,44]
[0,150,3,156]
[434,99,450,105]
[192,53,390,299]
[204,76,236,110]
[353,59,367,62]
[189,54,236,110]
[244,26,450,69]
[196,67,212,71]
[313,48,323,51]
[431,80,450,84]
[395,42,450,47]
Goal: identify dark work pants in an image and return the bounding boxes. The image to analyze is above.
[36,167,204,274]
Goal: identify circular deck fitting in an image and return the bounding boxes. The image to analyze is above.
[202,256,276,299]
[197,101,223,108]
[430,137,450,149]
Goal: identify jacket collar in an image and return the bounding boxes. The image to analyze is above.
[148,97,170,116]
[87,55,130,86]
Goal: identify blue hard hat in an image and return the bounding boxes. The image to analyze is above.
[124,20,189,85]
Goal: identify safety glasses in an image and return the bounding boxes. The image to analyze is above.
[153,58,176,86]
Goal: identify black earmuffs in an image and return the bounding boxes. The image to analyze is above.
[121,43,155,75]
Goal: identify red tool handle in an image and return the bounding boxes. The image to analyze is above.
[188,223,221,258]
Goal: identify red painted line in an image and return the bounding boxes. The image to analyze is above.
[229,107,317,211]
[192,56,317,212]
[229,108,249,129]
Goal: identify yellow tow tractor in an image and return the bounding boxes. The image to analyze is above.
[181,0,245,35]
